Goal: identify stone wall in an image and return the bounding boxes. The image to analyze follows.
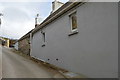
[18,37,30,55]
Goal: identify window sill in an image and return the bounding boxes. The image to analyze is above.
[68,30,79,36]
[41,44,45,47]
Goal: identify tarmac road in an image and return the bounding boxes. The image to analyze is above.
[1,46,64,78]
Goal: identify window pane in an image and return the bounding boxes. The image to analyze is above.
[43,33,45,42]
[71,15,77,30]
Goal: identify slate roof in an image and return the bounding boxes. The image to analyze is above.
[18,0,83,41]
[32,1,83,34]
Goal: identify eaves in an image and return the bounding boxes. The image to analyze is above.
[32,1,85,35]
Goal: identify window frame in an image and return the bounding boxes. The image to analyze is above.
[41,30,46,47]
[68,10,78,36]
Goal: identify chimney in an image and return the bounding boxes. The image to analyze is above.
[35,14,42,27]
[51,0,64,13]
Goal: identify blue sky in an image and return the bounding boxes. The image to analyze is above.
[0,0,68,39]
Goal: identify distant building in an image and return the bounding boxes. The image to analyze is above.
[0,37,17,47]
[9,39,17,47]
[0,37,6,46]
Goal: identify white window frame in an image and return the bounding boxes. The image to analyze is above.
[68,10,78,36]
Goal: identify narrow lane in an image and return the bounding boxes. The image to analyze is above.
[2,46,64,78]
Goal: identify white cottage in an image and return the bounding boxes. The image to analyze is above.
[31,1,118,78]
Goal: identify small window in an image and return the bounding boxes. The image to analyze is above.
[41,30,46,47]
[69,12,78,32]
[42,32,45,43]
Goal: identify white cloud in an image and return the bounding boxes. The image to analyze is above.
[0,15,35,39]
[0,2,41,39]
[0,0,69,39]
[0,4,4,13]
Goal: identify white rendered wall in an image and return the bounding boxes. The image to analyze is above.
[31,2,118,78]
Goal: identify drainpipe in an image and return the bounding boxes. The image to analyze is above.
[30,32,32,56]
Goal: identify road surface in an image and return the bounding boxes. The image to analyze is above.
[1,46,64,78]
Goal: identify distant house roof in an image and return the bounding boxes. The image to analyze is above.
[18,29,33,41]
[32,1,84,35]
